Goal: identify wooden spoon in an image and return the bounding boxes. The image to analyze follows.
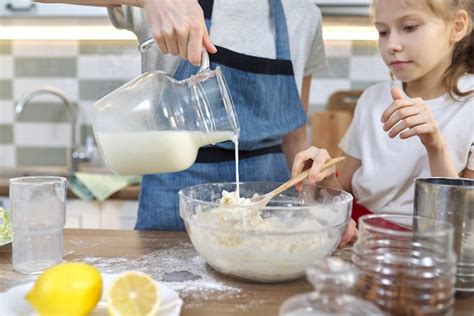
[249,157,345,208]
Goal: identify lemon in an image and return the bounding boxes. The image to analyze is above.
[26,262,102,316]
[107,271,160,316]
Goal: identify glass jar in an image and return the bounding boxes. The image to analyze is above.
[353,214,457,315]
[279,257,384,315]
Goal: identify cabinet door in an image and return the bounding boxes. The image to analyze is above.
[65,200,101,229]
[1,1,107,17]
[100,200,138,230]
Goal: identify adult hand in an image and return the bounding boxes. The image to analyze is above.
[339,219,358,247]
[291,146,336,191]
[143,0,217,65]
[381,87,445,152]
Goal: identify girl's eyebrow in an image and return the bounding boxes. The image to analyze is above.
[399,14,423,22]
[374,14,422,26]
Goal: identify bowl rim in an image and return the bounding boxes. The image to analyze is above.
[179,182,353,234]
[178,182,353,210]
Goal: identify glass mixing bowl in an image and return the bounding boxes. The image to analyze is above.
[179,182,353,283]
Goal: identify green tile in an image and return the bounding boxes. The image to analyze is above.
[16,147,67,166]
[15,102,76,123]
[0,40,12,54]
[0,124,13,144]
[351,81,380,90]
[79,40,137,54]
[317,58,350,79]
[352,40,379,56]
[15,58,77,77]
[80,124,95,145]
[0,80,12,100]
[79,80,126,100]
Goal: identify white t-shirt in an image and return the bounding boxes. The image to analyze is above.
[108,0,327,93]
[339,75,474,215]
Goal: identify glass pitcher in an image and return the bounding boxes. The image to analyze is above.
[93,43,240,176]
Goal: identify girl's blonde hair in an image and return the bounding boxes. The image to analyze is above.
[420,0,473,99]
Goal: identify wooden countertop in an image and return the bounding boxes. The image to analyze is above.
[1,229,473,315]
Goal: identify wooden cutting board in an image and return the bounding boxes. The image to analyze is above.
[310,111,352,158]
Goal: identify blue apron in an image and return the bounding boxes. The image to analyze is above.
[136,0,307,230]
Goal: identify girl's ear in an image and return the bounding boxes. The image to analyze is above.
[450,9,470,44]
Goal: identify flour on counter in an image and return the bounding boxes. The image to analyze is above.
[79,243,241,299]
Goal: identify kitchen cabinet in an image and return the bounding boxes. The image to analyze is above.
[65,200,101,229]
[66,200,138,230]
[100,200,138,230]
[1,0,107,17]
[1,196,137,230]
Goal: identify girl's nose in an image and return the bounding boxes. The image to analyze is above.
[388,33,403,54]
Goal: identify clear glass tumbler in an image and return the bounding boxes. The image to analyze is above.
[9,176,67,274]
[353,214,457,315]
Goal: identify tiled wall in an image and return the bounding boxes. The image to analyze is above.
[0,39,390,168]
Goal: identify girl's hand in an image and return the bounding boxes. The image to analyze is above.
[291,146,336,191]
[339,219,358,247]
[381,87,445,151]
[143,0,217,66]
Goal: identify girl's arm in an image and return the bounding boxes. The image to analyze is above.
[282,76,312,168]
[462,168,474,178]
[335,154,361,193]
[426,141,459,177]
[462,147,474,178]
[313,153,360,193]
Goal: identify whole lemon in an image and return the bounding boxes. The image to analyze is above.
[26,262,102,316]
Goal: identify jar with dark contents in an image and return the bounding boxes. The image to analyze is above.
[353,214,457,316]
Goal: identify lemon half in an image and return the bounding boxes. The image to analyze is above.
[107,271,161,316]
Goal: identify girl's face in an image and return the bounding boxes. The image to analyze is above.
[373,0,455,84]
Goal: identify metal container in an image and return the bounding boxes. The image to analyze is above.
[414,177,474,292]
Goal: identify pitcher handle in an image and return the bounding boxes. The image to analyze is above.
[139,38,210,72]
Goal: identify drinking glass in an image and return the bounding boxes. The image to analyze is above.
[9,176,67,274]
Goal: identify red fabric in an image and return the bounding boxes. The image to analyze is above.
[351,200,411,232]
[351,200,373,223]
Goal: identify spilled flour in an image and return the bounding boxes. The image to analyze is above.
[79,242,241,300]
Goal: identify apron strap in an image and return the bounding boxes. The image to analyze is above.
[270,0,291,60]
[196,145,283,163]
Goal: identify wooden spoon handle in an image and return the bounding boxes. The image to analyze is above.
[270,156,345,197]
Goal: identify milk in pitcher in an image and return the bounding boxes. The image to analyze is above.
[96,130,234,175]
